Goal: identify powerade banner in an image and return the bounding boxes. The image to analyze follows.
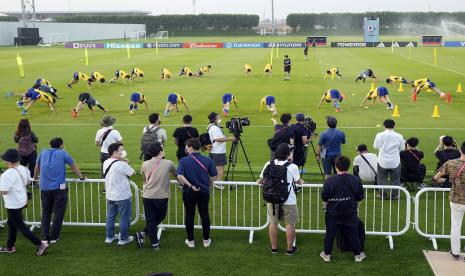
[265,42,305,48]
[331,42,417,48]
[444,41,465,47]
[331,42,367,48]
[224,42,265,48]
[64,42,104,48]
[144,42,183,48]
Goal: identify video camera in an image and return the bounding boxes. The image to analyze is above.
[226,117,250,136]
[303,116,317,135]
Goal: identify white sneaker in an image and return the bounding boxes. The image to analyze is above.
[203,239,211,248]
[355,252,367,262]
[117,236,134,245]
[320,251,331,262]
[185,239,195,248]
[214,184,225,190]
[105,234,118,244]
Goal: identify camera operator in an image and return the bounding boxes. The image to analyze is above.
[434,136,460,187]
[269,113,294,158]
[291,113,310,168]
[207,112,236,190]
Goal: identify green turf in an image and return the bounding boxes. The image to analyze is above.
[1,36,465,275]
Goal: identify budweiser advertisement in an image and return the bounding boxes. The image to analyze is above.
[183,42,224,48]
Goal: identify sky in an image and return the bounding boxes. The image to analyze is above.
[3,0,465,19]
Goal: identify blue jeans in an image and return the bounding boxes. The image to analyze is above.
[106,198,132,240]
[323,155,340,176]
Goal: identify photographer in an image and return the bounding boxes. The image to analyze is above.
[207,112,236,189]
[317,116,346,179]
[291,113,310,168]
[434,136,460,187]
[269,113,294,158]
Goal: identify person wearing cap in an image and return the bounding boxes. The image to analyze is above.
[353,144,378,184]
[291,113,310,169]
[317,116,346,179]
[257,143,303,255]
[207,112,236,190]
[95,115,123,177]
[0,149,49,255]
[34,138,85,244]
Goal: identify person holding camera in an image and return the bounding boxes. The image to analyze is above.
[317,116,346,179]
[291,113,310,169]
[207,112,236,190]
[103,143,135,246]
[269,113,293,158]
[435,136,460,170]
[177,138,217,248]
[34,137,85,244]
[0,149,49,256]
[400,137,426,187]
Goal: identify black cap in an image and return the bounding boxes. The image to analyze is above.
[295,113,305,121]
[1,149,19,163]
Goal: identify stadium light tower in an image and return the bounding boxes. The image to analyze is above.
[271,0,276,35]
[193,0,196,15]
[21,0,37,27]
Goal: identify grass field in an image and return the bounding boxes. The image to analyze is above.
[1,36,465,275]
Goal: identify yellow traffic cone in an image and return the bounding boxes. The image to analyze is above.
[392,105,400,117]
[457,82,463,93]
[432,105,440,118]
[370,82,375,91]
[398,83,404,92]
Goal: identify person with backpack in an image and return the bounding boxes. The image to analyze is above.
[141,113,167,161]
[95,115,123,177]
[13,119,38,177]
[268,113,294,158]
[320,156,366,263]
[257,143,303,255]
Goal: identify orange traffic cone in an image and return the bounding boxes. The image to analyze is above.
[412,91,417,103]
[432,105,440,118]
[446,92,452,103]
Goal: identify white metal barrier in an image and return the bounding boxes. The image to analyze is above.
[277,184,411,250]
[0,179,140,230]
[414,187,465,250]
[156,181,269,244]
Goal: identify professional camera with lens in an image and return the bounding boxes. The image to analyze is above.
[226,117,250,135]
[303,116,317,134]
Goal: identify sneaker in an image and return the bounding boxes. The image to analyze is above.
[203,239,211,248]
[135,232,144,248]
[185,239,195,248]
[335,109,342,113]
[320,251,331,262]
[152,243,160,251]
[50,239,59,244]
[450,251,460,260]
[272,111,278,116]
[70,109,78,118]
[67,84,72,88]
[286,246,298,256]
[117,236,134,246]
[105,234,118,244]
[163,112,169,117]
[214,184,225,190]
[270,248,278,254]
[419,183,426,189]
[0,245,16,253]
[355,252,367,262]
[129,110,135,115]
[21,110,28,115]
[36,242,49,256]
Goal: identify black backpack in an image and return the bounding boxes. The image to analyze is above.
[267,126,292,151]
[337,219,365,252]
[262,161,292,203]
[199,125,214,151]
[140,126,160,157]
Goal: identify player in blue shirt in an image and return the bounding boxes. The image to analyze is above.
[317,89,344,112]
[222,93,238,117]
[129,92,148,115]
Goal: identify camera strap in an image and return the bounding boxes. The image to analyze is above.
[360,154,377,177]
[191,154,208,173]
[13,167,28,187]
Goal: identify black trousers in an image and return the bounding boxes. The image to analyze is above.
[40,189,68,241]
[324,214,361,256]
[19,150,37,177]
[143,198,168,245]
[6,208,42,248]
[183,192,210,241]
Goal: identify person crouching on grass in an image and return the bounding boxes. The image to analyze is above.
[257,143,304,255]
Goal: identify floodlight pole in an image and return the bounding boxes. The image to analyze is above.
[193,0,196,15]
[271,0,275,35]
[21,0,37,27]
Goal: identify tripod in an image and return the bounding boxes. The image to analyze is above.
[308,139,326,182]
[225,134,256,182]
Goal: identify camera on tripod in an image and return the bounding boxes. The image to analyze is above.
[303,116,317,135]
[226,117,250,136]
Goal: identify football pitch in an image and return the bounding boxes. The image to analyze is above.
[0,36,464,275]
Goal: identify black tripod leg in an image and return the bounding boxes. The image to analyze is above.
[238,138,256,181]
[225,141,237,181]
[309,140,326,182]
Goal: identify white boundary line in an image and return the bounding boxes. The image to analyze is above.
[0,123,464,130]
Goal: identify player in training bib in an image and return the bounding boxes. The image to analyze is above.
[110,69,131,83]
[130,67,145,80]
[324,68,342,79]
[164,93,189,116]
[87,71,107,85]
[129,92,148,115]
[71,92,108,117]
[68,72,90,88]
[317,89,344,112]
[411,78,446,98]
[355,69,377,83]
[385,75,410,85]
[259,95,278,116]
[161,68,172,81]
[244,64,252,77]
[360,86,394,110]
[222,93,238,117]
[264,63,272,77]
[283,55,291,81]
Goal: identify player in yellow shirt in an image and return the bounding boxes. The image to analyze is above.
[161,68,172,80]
[411,78,446,98]
[179,66,194,78]
[259,95,277,116]
[324,68,342,79]
[130,67,145,80]
[68,72,90,88]
[244,64,252,77]
[200,65,212,73]
[18,88,56,115]
[264,64,272,77]
[360,86,394,109]
[164,93,189,116]
[110,69,131,83]
[129,92,148,115]
[385,75,410,85]
[87,71,106,85]
[317,89,344,112]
